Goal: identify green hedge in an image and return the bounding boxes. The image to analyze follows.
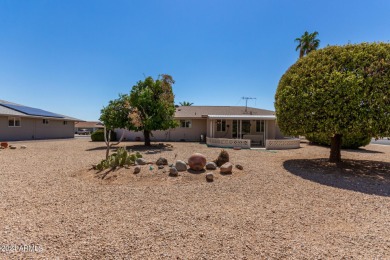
[91,129,117,142]
[306,132,371,149]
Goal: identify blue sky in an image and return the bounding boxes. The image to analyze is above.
[1,0,389,121]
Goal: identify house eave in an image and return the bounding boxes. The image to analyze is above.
[207,115,276,120]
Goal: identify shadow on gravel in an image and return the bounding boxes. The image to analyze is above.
[284,158,390,197]
[86,143,173,152]
[344,148,384,154]
[187,169,206,174]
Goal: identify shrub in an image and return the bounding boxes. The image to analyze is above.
[91,129,116,142]
[306,133,371,149]
[214,149,229,167]
[94,147,142,170]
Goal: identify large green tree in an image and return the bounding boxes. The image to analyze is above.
[275,43,390,162]
[129,74,177,146]
[99,94,133,159]
[295,31,320,58]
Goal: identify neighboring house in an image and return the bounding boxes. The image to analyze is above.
[117,106,286,148]
[74,121,104,134]
[0,100,81,141]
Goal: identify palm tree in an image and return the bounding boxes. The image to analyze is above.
[295,31,320,58]
[179,101,193,106]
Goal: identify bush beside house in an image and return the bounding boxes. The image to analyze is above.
[91,130,116,142]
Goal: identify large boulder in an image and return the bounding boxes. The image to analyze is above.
[169,167,178,177]
[206,172,214,182]
[133,166,141,174]
[175,160,187,172]
[220,162,233,174]
[156,157,168,166]
[136,158,147,165]
[205,162,217,170]
[188,153,206,171]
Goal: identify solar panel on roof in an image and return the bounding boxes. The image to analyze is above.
[0,103,65,118]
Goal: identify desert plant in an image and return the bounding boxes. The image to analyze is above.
[94,147,142,171]
[214,149,229,167]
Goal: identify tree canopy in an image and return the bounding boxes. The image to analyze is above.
[129,74,177,146]
[99,94,133,158]
[100,94,133,131]
[179,101,193,106]
[295,31,320,58]
[275,42,390,162]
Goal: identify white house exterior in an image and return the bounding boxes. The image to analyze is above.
[0,100,81,141]
[117,106,291,149]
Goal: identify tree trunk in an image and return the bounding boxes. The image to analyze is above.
[105,129,111,160]
[329,134,342,163]
[144,130,151,146]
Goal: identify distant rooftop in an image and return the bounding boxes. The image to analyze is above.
[75,121,104,128]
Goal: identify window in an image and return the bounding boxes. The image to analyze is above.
[43,119,49,124]
[256,120,265,132]
[216,120,226,132]
[63,121,68,125]
[180,120,192,128]
[8,117,21,127]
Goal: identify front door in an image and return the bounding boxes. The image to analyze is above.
[232,120,238,138]
[242,120,251,136]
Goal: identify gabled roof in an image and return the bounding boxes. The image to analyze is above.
[0,99,82,121]
[175,106,275,118]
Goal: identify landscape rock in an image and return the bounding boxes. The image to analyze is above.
[205,162,217,170]
[220,162,233,174]
[0,142,8,148]
[175,160,187,171]
[206,172,214,182]
[158,165,164,169]
[21,145,27,149]
[188,153,206,171]
[169,167,178,177]
[136,158,147,165]
[9,145,16,150]
[235,164,243,170]
[156,157,168,166]
[133,166,141,174]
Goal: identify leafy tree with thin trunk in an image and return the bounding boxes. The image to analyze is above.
[129,74,178,146]
[179,101,193,106]
[295,31,320,58]
[276,43,390,162]
[99,94,133,159]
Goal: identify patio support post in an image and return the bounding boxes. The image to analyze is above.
[211,119,214,138]
[239,120,242,139]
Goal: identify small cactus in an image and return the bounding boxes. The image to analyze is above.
[94,147,143,170]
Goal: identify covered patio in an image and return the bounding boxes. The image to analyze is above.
[206,115,276,148]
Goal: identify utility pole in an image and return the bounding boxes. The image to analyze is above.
[242,97,256,112]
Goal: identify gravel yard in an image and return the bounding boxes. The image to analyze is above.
[1,139,389,259]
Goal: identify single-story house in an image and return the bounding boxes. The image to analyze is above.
[0,100,81,141]
[117,106,296,149]
[74,121,104,134]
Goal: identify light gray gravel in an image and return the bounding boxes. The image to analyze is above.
[0,139,389,259]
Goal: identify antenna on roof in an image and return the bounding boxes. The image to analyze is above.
[242,97,256,112]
